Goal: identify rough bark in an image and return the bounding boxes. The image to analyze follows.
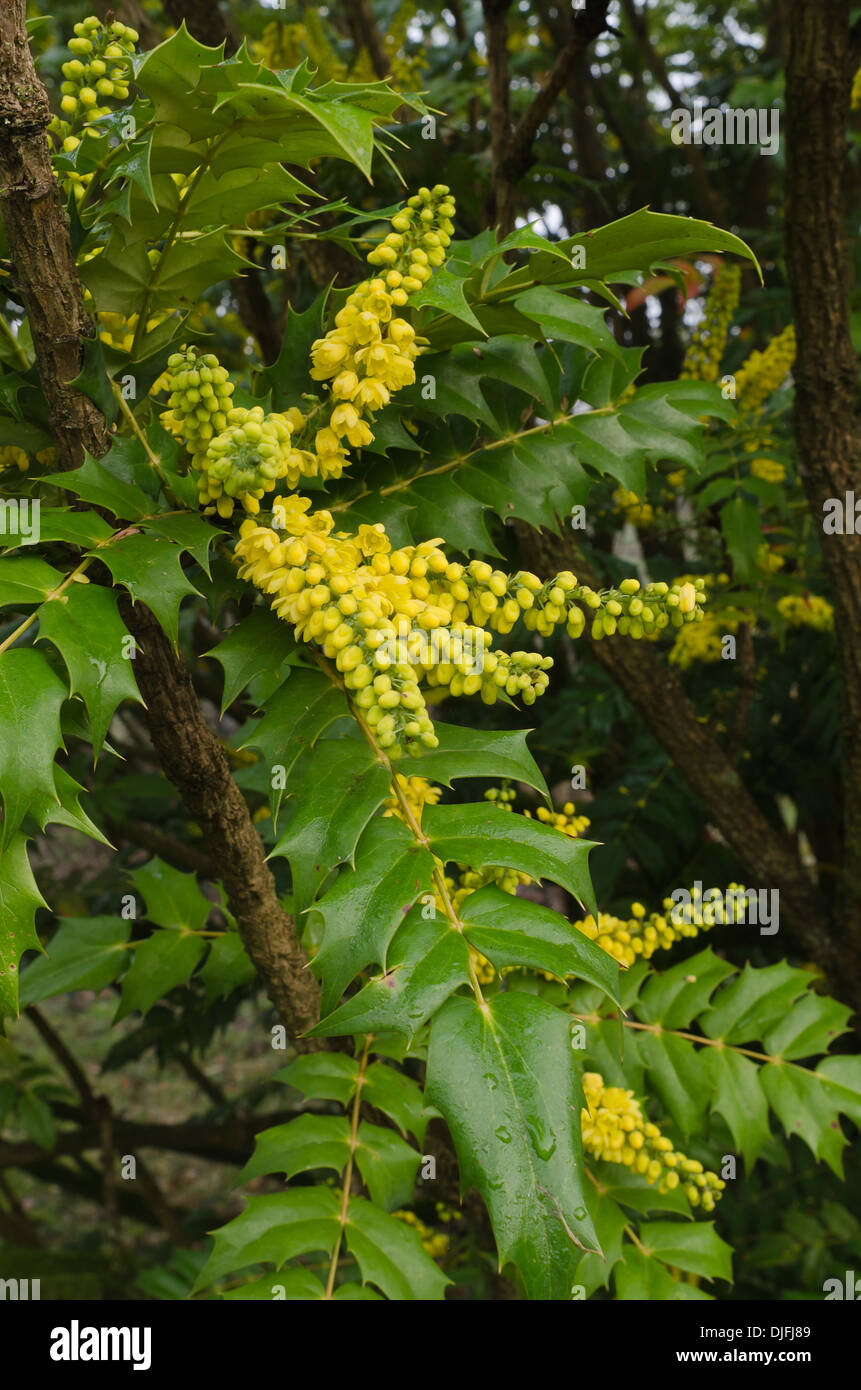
[785,2,861,975]
[0,2,109,470]
[119,596,324,1049]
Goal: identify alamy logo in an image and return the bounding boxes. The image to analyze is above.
[50,1321,152,1371]
[669,882,779,936]
[670,99,780,156]
[823,1271,861,1300]
[0,1277,40,1299]
[0,497,40,544]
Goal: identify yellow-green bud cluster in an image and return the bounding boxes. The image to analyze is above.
[680,263,741,383]
[49,15,136,199]
[196,407,302,518]
[612,488,655,528]
[735,324,796,417]
[441,563,707,641]
[159,346,235,456]
[366,184,455,293]
[581,1072,725,1209]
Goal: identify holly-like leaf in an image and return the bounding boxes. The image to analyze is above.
[613,1246,712,1300]
[116,930,207,1019]
[206,610,299,716]
[131,856,213,931]
[37,584,141,754]
[344,1197,449,1300]
[240,668,348,824]
[636,1220,733,1283]
[0,556,63,608]
[427,991,599,1300]
[97,533,201,643]
[363,1062,428,1144]
[397,722,548,797]
[0,834,47,1016]
[192,1188,341,1291]
[310,818,436,1015]
[310,904,471,1040]
[239,1114,420,1212]
[51,452,152,520]
[411,267,486,335]
[423,802,598,917]
[514,287,625,359]
[200,932,256,1005]
[0,649,66,847]
[0,507,114,552]
[19,916,131,1007]
[708,1049,771,1173]
[460,886,620,1002]
[274,1053,358,1107]
[269,741,392,911]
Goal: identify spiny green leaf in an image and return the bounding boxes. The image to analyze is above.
[200,932,256,1005]
[0,835,47,1016]
[760,1063,848,1177]
[274,1052,358,1106]
[460,886,620,1002]
[397,722,548,797]
[0,556,63,607]
[310,904,471,1040]
[310,818,436,1015]
[97,533,201,643]
[270,741,392,911]
[614,1246,713,1300]
[206,610,299,717]
[637,1219,733,1282]
[363,1061,428,1144]
[131,856,213,931]
[37,584,141,754]
[345,1197,449,1300]
[240,668,348,824]
[708,1049,771,1173]
[762,992,852,1061]
[19,917,131,1007]
[32,765,111,846]
[51,452,151,521]
[0,649,67,847]
[116,930,207,1020]
[424,802,598,917]
[514,287,624,360]
[427,991,598,1301]
[701,960,811,1044]
[192,1188,341,1292]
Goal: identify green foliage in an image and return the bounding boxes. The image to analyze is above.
[0,0,856,1308]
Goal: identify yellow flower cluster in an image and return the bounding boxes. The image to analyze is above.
[392,1207,453,1259]
[749,456,786,485]
[680,263,741,383]
[0,445,56,476]
[669,614,731,668]
[0,446,29,474]
[523,801,591,838]
[383,774,442,821]
[777,593,834,632]
[98,310,170,354]
[581,1072,725,1209]
[573,883,754,968]
[735,324,796,417]
[48,16,136,202]
[612,488,654,528]
[235,504,559,756]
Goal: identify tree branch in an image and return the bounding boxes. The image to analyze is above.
[0,2,109,469]
[785,0,861,987]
